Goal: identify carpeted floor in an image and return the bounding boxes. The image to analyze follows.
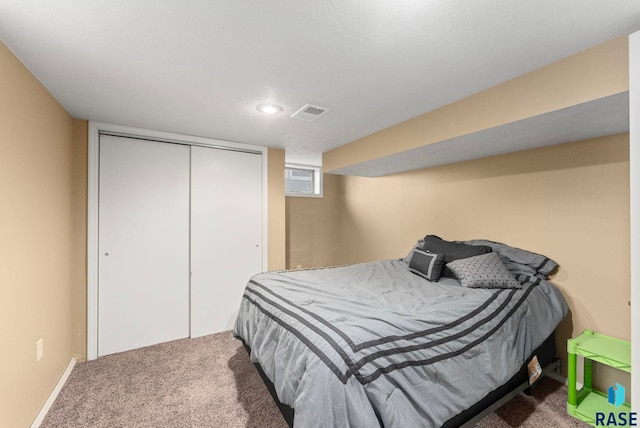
[42,332,285,428]
[42,331,589,427]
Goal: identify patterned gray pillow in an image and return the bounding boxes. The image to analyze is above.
[447,252,521,289]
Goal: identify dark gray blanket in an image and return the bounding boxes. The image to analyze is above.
[234,259,568,427]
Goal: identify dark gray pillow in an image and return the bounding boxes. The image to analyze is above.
[447,252,521,289]
[409,249,445,281]
[464,239,558,277]
[422,235,492,278]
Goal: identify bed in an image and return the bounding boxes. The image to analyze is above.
[233,237,568,427]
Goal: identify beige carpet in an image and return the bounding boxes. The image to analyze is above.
[42,332,286,428]
[42,331,589,427]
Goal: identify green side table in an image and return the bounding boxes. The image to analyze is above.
[567,329,631,426]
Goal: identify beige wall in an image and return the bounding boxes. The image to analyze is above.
[268,148,286,271]
[286,173,341,269]
[0,42,84,427]
[71,120,88,361]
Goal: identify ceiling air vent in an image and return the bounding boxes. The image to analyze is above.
[291,104,331,122]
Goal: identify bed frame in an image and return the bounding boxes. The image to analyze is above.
[243,332,559,428]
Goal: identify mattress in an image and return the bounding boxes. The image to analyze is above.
[234,258,568,427]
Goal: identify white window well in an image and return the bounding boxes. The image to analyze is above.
[285,164,322,197]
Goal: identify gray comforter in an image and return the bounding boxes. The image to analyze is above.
[233,258,568,427]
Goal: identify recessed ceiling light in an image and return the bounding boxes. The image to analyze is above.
[256,103,283,114]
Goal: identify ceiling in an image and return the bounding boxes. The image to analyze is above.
[1,1,640,166]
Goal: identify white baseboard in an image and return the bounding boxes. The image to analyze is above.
[546,371,584,390]
[31,357,76,428]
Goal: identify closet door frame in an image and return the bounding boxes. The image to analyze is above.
[87,121,268,361]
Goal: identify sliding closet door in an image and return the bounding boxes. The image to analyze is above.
[191,146,263,337]
[98,135,190,356]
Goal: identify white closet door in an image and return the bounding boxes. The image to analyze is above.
[191,146,263,337]
[98,135,190,356]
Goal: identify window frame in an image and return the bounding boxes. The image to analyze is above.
[285,163,323,198]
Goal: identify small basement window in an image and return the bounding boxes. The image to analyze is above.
[285,164,322,197]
